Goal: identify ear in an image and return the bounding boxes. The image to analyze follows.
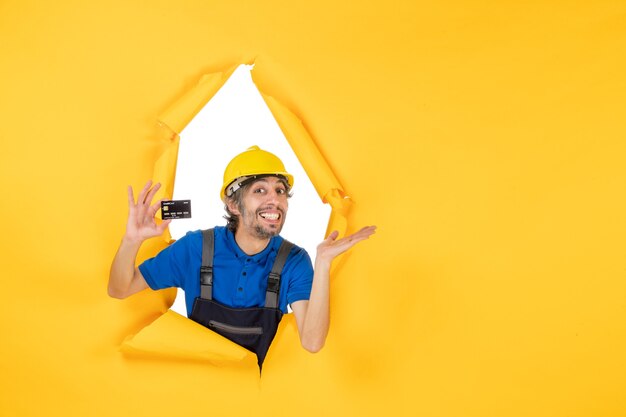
[226,199,241,216]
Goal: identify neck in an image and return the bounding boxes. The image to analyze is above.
[234,229,271,255]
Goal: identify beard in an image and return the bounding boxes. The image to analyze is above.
[253,224,276,239]
[240,205,286,239]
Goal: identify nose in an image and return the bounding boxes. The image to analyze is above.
[266,188,280,204]
[264,188,287,208]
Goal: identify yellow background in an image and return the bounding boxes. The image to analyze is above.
[1,1,625,416]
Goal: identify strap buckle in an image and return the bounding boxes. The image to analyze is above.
[200,266,213,285]
[267,272,280,293]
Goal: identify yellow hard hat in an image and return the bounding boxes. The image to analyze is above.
[221,146,294,200]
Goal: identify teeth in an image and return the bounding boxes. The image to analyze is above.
[260,213,279,220]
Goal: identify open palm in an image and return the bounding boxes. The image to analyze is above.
[125,180,171,242]
[316,226,377,264]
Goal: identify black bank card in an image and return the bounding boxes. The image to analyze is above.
[161,200,192,219]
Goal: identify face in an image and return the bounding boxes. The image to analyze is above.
[230,176,289,240]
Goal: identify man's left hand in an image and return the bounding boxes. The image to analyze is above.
[316,226,377,265]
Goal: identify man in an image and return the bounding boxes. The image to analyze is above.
[108,146,375,368]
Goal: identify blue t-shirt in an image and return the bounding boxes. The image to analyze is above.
[138,227,314,315]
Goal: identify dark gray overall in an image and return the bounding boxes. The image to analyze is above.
[189,229,294,370]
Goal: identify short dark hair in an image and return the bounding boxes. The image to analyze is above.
[223,177,292,232]
[223,182,251,232]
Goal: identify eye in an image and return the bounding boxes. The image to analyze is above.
[253,187,266,194]
[276,188,286,195]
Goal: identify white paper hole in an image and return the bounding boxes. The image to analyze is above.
[168,65,330,315]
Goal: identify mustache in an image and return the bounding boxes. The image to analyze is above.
[255,205,285,216]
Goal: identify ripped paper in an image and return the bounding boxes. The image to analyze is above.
[121,310,250,363]
[122,63,350,361]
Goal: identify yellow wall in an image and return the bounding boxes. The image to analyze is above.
[1,1,625,416]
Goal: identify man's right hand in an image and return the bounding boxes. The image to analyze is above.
[109,180,169,299]
[124,180,171,243]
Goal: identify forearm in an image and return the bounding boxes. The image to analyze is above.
[300,259,331,353]
[108,237,143,298]
[296,226,376,352]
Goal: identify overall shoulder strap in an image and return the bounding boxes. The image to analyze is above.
[265,239,294,309]
[200,229,215,300]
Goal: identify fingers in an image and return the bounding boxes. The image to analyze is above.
[127,186,135,207]
[316,225,376,263]
[127,181,165,227]
[148,198,166,219]
[156,219,172,234]
[144,182,161,205]
[356,225,377,234]
[322,226,376,247]
[343,226,376,242]
[352,225,377,240]
[134,181,161,215]
[335,226,377,249]
[136,180,153,206]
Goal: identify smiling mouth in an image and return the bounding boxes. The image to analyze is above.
[258,207,284,222]
[259,212,280,220]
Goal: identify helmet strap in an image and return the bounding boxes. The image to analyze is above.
[225,174,287,198]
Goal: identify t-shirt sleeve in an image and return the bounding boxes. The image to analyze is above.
[284,246,314,306]
[138,231,200,291]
